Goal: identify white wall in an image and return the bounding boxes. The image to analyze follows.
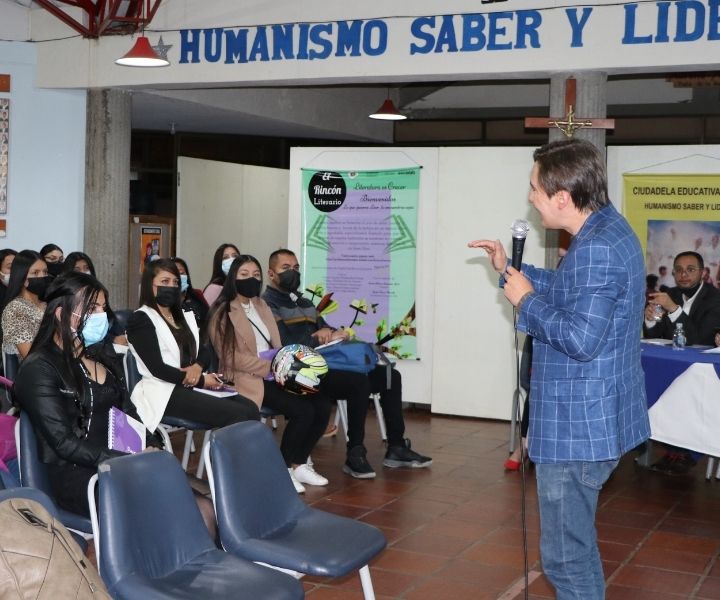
[290,147,542,418]
[0,41,86,253]
[176,157,289,287]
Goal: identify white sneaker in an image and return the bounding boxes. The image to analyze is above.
[293,463,329,487]
[288,468,306,494]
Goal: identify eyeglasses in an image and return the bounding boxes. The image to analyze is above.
[672,266,700,275]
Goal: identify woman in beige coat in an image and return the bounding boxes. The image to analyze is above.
[207,255,332,493]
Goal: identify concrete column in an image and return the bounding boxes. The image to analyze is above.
[84,89,131,308]
[544,72,608,266]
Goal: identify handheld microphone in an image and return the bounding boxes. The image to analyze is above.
[510,219,530,271]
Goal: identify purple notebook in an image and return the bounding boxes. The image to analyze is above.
[108,406,146,454]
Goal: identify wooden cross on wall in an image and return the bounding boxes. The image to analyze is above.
[525,77,615,138]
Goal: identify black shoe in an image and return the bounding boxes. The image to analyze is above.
[651,452,696,476]
[383,439,432,469]
[343,445,376,479]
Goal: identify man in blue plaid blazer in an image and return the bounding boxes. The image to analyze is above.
[470,139,650,599]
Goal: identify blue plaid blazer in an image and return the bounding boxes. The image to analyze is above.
[518,204,650,463]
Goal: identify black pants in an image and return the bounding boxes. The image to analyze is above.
[164,385,260,427]
[320,365,406,448]
[262,380,332,466]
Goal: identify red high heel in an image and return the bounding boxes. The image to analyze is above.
[504,458,522,471]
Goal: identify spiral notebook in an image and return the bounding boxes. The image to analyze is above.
[108,406,146,454]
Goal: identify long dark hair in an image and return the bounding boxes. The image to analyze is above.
[207,243,240,287]
[4,250,45,309]
[63,251,96,278]
[29,272,113,396]
[206,255,262,366]
[140,258,186,325]
[40,243,63,261]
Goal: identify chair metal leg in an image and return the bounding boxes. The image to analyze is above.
[156,425,174,455]
[707,457,715,480]
[336,399,350,442]
[370,393,387,441]
[195,430,211,479]
[181,430,194,470]
[271,417,278,430]
[358,565,376,600]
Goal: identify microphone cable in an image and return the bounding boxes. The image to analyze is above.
[512,306,530,600]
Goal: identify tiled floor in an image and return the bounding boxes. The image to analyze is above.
[191,407,720,599]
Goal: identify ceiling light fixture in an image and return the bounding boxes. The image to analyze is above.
[115,1,169,67]
[369,94,407,121]
[115,36,169,67]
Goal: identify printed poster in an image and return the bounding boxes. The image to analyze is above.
[624,173,720,285]
[301,168,420,359]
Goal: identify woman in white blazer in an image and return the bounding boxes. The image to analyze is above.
[126,258,259,434]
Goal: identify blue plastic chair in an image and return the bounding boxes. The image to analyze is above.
[16,412,93,534]
[88,451,303,600]
[205,421,387,600]
[124,348,211,477]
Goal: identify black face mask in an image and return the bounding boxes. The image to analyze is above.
[46,262,63,278]
[155,286,181,308]
[235,278,261,298]
[26,276,52,300]
[277,269,300,293]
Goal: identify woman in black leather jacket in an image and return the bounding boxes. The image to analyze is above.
[14,272,161,516]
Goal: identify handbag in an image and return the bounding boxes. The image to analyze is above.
[316,339,378,374]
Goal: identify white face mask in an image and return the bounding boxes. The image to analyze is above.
[221,257,235,276]
[1,273,8,286]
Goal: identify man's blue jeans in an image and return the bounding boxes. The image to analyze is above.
[535,460,619,600]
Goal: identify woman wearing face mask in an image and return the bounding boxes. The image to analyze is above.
[1,250,51,360]
[173,257,209,335]
[203,243,240,307]
[126,259,259,436]
[0,248,16,307]
[62,251,96,278]
[13,272,163,517]
[40,243,64,278]
[207,256,333,493]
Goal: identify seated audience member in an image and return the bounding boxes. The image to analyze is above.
[126,258,259,436]
[13,273,163,516]
[63,251,96,277]
[1,250,50,360]
[644,251,720,475]
[207,255,332,493]
[40,243,64,278]
[0,248,16,307]
[644,251,720,346]
[203,243,240,306]
[262,249,432,479]
[658,265,673,291]
[173,256,209,334]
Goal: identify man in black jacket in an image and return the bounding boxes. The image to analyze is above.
[644,251,720,346]
[643,250,720,474]
[262,249,431,479]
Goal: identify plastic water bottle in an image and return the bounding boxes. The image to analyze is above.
[673,322,686,350]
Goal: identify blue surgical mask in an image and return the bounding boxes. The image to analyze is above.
[180,274,189,293]
[221,257,234,275]
[82,312,109,346]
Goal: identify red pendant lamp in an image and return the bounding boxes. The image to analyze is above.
[369,93,406,121]
[115,35,169,67]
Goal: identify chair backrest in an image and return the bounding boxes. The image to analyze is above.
[96,451,217,589]
[123,349,141,394]
[17,412,53,494]
[208,421,306,546]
